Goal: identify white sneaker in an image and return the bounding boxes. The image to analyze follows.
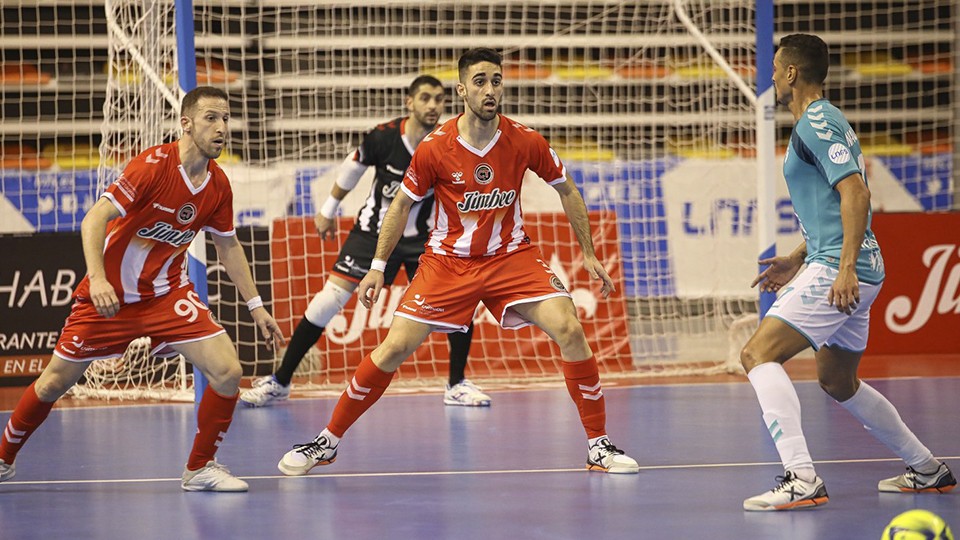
[181,460,248,492]
[240,375,290,408]
[586,436,639,474]
[743,471,829,511]
[0,459,14,482]
[878,462,957,493]
[278,433,338,476]
[444,379,491,407]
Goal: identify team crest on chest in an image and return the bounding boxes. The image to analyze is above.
[474,163,494,185]
[177,203,197,224]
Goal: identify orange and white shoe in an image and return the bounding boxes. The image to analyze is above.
[743,471,829,511]
[878,462,956,493]
[586,436,639,474]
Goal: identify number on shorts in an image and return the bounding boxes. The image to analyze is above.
[174,290,208,322]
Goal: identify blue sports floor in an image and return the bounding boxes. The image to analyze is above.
[1,376,957,539]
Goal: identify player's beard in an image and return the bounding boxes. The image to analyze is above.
[468,100,498,122]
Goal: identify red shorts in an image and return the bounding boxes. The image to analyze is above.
[54,285,225,362]
[394,246,571,332]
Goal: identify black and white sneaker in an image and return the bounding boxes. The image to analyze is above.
[277,433,338,476]
[879,462,957,494]
[743,471,829,511]
[586,436,639,474]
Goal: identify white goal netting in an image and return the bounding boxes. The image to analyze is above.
[1,0,951,398]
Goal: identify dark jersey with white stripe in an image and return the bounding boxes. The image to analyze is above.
[352,117,434,239]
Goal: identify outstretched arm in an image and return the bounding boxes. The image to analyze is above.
[212,233,285,350]
[752,242,806,293]
[357,189,415,308]
[552,178,615,298]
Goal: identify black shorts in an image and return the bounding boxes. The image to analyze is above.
[331,230,427,285]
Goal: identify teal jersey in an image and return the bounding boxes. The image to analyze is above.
[783,99,884,284]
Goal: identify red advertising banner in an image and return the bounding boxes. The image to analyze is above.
[869,212,960,355]
[271,212,632,384]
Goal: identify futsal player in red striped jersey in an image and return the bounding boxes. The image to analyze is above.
[277,48,639,476]
[0,86,284,492]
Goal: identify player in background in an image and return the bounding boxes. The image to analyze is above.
[0,86,284,492]
[276,48,639,476]
[239,75,491,409]
[741,34,955,511]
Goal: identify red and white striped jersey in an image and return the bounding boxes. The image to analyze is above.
[402,114,566,257]
[74,142,235,305]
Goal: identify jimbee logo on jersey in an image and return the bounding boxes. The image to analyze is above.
[381,181,401,199]
[828,143,851,165]
[176,203,197,224]
[474,163,494,185]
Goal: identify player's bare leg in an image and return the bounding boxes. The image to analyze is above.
[278,317,433,476]
[512,297,639,474]
[0,356,89,481]
[174,333,247,492]
[816,346,956,494]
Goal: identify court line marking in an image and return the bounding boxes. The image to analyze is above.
[4,455,958,486]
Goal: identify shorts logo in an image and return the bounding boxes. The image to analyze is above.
[177,203,197,224]
[474,163,494,185]
[550,276,566,292]
[828,143,851,165]
[400,294,445,314]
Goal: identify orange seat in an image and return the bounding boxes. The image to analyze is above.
[1,144,53,169]
[0,63,51,85]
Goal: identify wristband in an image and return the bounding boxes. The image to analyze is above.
[319,196,341,220]
[246,296,264,311]
[370,259,387,273]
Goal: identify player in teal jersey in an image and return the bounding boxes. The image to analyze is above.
[739,34,955,511]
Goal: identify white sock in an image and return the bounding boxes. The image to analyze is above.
[321,428,341,447]
[838,381,936,472]
[747,362,817,477]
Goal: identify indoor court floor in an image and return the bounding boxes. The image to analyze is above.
[0,358,957,539]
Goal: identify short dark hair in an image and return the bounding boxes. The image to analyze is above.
[180,86,229,117]
[777,34,830,85]
[457,48,503,82]
[407,75,444,96]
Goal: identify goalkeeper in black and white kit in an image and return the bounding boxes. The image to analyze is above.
[241,75,491,408]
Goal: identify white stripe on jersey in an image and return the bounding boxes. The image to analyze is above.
[453,215,478,256]
[485,214,504,254]
[120,240,153,304]
[429,205,449,255]
[505,203,525,252]
[151,252,179,297]
[358,183,378,233]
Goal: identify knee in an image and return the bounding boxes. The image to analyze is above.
[373,339,417,372]
[552,317,589,353]
[818,375,857,402]
[739,344,766,374]
[33,375,70,402]
[204,356,242,393]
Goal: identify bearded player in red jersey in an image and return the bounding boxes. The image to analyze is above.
[277,48,639,476]
[0,86,284,492]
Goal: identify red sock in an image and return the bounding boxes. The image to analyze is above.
[0,382,55,465]
[186,386,238,471]
[562,357,607,439]
[327,353,395,438]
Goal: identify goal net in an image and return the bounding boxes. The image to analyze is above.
[28,0,946,399]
